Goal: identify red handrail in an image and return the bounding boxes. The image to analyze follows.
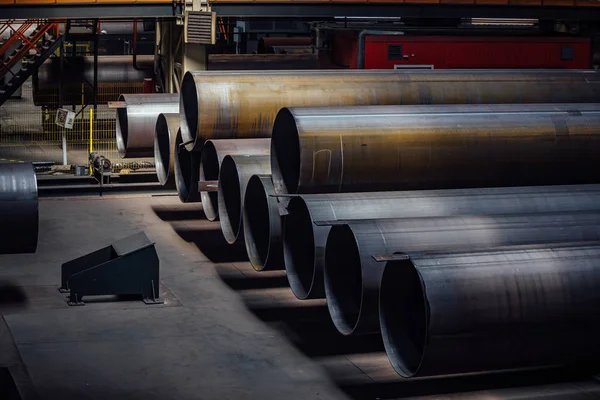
[0,22,57,74]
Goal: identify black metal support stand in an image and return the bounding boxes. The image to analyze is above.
[59,231,163,306]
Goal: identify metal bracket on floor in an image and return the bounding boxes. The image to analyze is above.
[58,231,163,306]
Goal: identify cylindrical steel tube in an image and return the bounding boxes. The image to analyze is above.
[174,130,201,203]
[324,212,600,335]
[199,139,271,221]
[272,103,600,195]
[257,37,312,53]
[154,113,180,186]
[33,55,153,106]
[207,54,318,70]
[380,244,600,377]
[181,69,600,152]
[243,175,284,271]
[285,184,600,300]
[0,163,38,254]
[116,93,179,158]
[217,155,271,244]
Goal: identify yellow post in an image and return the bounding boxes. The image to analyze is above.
[89,108,93,175]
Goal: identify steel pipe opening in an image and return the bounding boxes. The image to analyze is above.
[154,113,179,186]
[324,212,600,335]
[272,103,600,195]
[0,163,38,254]
[284,184,600,300]
[181,69,600,153]
[217,155,271,244]
[116,93,179,158]
[243,175,284,271]
[380,244,600,377]
[199,139,270,221]
[174,129,201,203]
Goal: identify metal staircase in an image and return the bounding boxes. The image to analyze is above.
[0,20,62,107]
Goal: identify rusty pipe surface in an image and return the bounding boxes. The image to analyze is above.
[284,184,600,300]
[116,93,179,158]
[272,103,600,195]
[217,155,271,244]
[174,129,201,203]
[243,175,284,271]
[380,244,600,377]
[324,212,600,335]
[180,69,600,152]
[154,113,180,186]
[0,163,38,254]
[33,55,154,106]
[199,139,271,221]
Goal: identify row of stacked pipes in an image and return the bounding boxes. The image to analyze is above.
[116,68,600,379]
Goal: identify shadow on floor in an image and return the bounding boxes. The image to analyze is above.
[151,205,207,222]
[0,281,28,306]
[214,264,290,290]
[174,226,249,263]
[0,368,21,400]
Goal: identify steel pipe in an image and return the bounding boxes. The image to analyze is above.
[181,69,600,152]
[243,175,284,271]
[174,130,201,203]
[154,113,180,186]
[208,54,318,70]
[324,212,600,335]
[199,139,270,221]
[284,184,600,300]
[380,244,600,377]
[0,163,38,254]
[271,103,600,195]
[116,93,179,158]
[257,37,312,53]
[217,155,271,244]
[33,55,154,106]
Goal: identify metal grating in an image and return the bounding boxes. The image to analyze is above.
[185,11,216,45]
[387,44,403,60]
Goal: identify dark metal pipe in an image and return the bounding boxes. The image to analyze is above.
[116,93,179,158]
[272,103,600,196]
[380,243,600,377]
[181,69,600,153]
[199,139,270,221]
[324,212,600,335]
[217,155,271,244]
[243,175,284,271]
[154,113,179,186]
[33,55,154,106]
[174,129,201,203]
[357,30,404,69]
[207,54,318,70]
[257,37,312,53]
[0,163,38,254]
[284,185,600,301]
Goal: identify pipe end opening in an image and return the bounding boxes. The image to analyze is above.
[271,108,300,194]
[243,175,272,270]
[218,155,242,244]
[180,72,199,148]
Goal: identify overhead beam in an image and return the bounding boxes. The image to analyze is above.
[0,3,178,19]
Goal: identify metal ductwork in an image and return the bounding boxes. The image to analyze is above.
[180,69,600,153]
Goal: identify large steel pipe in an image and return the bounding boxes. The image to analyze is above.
[380,244,600,377]
[0,163,38,254]
[174,130,201,203]
[217,155,271,244]
[181,69,600,152]
[272,103,600,195]
[285,184,600,300]
[243,175,284,271]
[207,54,318,70]
[257,37,312,53]
[199,139,270,221]
[324,212,600,335]
[154,113,179,186]
[116,93,179,158]
[33,55,153,106]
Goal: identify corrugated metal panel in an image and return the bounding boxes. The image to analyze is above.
[185,11,215,45]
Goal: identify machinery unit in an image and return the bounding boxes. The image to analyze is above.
[324,32,592,69]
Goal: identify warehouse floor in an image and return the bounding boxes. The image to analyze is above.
[1,193,600,400]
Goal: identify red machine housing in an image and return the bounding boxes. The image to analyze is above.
[324,31,591,69]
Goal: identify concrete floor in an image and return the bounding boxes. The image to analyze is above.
[1,193,600,400]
